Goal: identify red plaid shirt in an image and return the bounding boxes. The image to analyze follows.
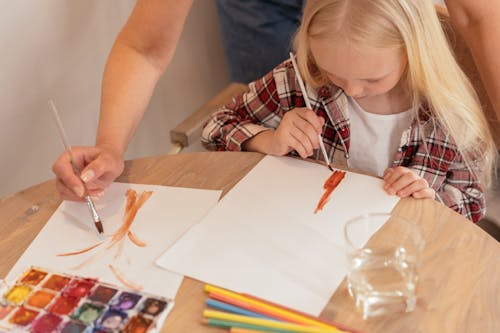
[202,60,486,222]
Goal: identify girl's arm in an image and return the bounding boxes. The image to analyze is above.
[201,77,281,152]
[433,156,485,223]
[202,61,311,153]
[413,147,485,223]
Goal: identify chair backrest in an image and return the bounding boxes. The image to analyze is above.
[169,82,249,153]
[436,6,500,147]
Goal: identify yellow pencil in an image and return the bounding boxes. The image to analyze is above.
[203,310,338,333]
[230,328,270,333]
[204,285,345,332]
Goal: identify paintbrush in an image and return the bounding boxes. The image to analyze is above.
[289,52,333,172]
[48,99,104,234]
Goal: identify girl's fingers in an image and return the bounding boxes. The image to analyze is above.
[383,167,434,199]
[299,108,324,133]
[412,187,436,199]
[291,120,318,152]
[383,168,395,179]
[278,108,326,158]
[288,130,313,158]
[384,167,406,188]
[278,114,315,157]
[396,178,429,197]
[384,167,418,194]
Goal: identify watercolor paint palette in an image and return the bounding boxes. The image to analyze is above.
[0,267,173,333]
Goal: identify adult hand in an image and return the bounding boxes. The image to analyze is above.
[383,166,436,199]
[270,107,325,158]
[52,146,124,201]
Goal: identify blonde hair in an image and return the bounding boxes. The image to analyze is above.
[294,0,497,186]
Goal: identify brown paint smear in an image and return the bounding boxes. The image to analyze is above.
[314,170,346,214]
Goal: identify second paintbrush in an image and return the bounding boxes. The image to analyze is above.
[48,99,104,234]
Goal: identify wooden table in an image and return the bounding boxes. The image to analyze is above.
[1,152,499,333]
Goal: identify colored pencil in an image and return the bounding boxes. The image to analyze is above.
[203,318,290,333]
[238,292,358,333]
[205,285,348,332]
[203,310,339,333]
[206,299,274,320]
[230,328,272,333]
[209,291,297,324]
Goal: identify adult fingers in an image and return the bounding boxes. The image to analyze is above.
[52,152,85,198]
[55,178,85,201]
[80,149,124,187]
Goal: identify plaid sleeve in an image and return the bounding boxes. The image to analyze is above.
[202,61,301,151]
[406,123,485,222]
[432,155,485,223]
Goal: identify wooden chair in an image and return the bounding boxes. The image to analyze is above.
[169,5,500,154]
[168,82,249,154]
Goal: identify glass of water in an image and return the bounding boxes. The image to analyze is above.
[343,213,425,319]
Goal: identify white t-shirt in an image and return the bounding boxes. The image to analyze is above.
[347,97,415,177]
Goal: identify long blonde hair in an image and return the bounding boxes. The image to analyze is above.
[294,0,497,186]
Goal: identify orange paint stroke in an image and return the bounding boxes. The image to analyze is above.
[71,248,104,271]
[114,239,125,260]
[108,264,142,291]
[108,190,153,249]
[127,230,147,247]
[57,241,104,257]
[124,188,137,213]
[314,170,346,214]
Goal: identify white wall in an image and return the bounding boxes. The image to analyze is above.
[0,1,229,198]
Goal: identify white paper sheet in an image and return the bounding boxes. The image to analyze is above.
[7,182,221,299]
[156,156,399,315]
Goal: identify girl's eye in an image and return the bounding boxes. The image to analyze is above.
[365,79,380,83]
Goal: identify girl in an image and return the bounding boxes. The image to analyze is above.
[202,0,497,223]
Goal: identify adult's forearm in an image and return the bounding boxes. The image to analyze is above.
[95,0,194,157]
[445,0,500,118]
[96,42,162,157]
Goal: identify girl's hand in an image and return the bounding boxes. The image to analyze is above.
[383,167,435,199]
[269,107,325,158]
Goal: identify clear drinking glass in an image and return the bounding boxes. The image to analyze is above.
[343,213,425,319]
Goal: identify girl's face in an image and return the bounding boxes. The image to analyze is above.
[309,38,407,101]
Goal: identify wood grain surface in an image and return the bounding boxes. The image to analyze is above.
[1,152,498,333]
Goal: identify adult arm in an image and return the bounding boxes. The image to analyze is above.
[53,0,193,200]
[445,0,500,117]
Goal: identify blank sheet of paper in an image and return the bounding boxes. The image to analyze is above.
[156,156,399,315]
[7,182,221,299]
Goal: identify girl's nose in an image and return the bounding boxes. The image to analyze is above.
[342,80,363,97]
